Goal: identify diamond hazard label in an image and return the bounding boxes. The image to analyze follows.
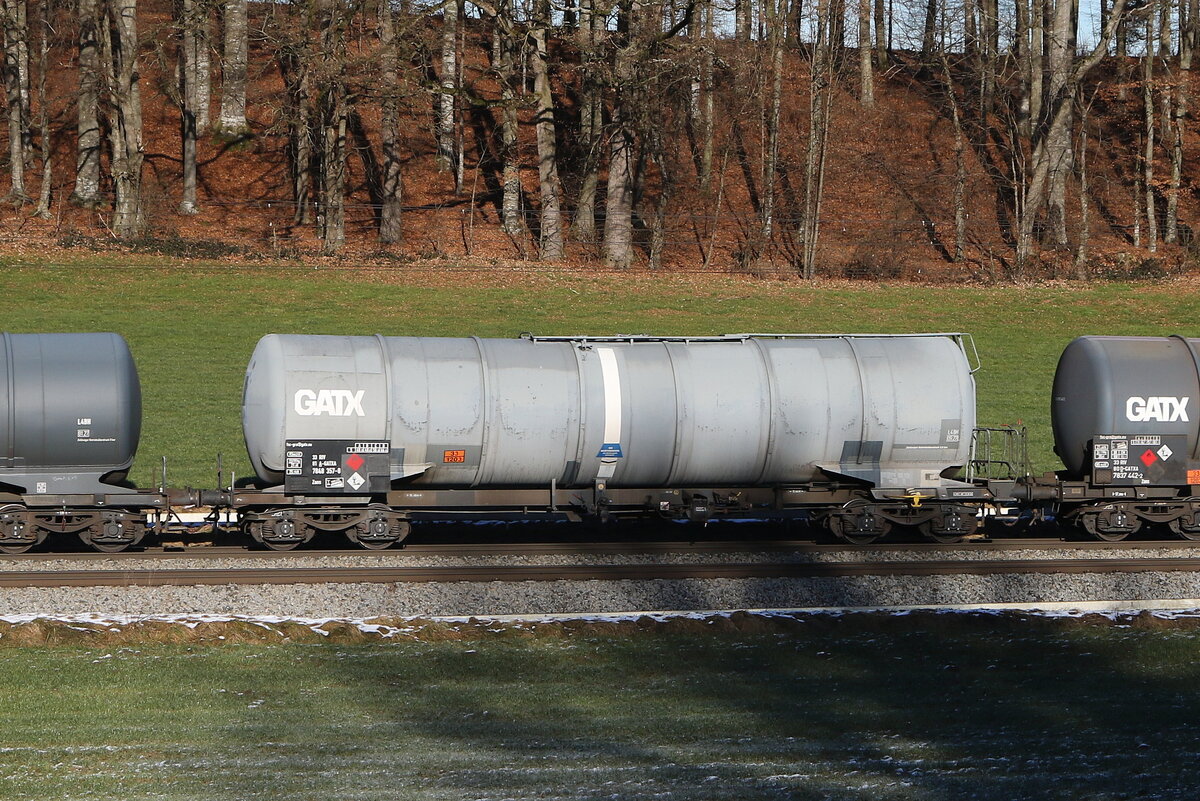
[1141,449,1159,467]
[1158,444,1174,461]
[345,453,365,472]
[347,472,365,490]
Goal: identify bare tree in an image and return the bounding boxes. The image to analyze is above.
[315,0,347,252]
[30,0,47,216]
[1014,0,1129,269]
[180,0,210,130]
[574,0,602,243]
[858,0,874,107]
[378,0,402,243]
[71,0,102,206]
[1142,8,1157,252]
[274,0,312,226]
[178,0,202,214]
[2,0,30,200]
[531,0,563,258]
[435,0,456,180]
[217,0,248,136]
[493,0,525,243]
[102,0,143,237]
[1042,0,1079,250]
[798,0,840,278]
[760,0,784,251]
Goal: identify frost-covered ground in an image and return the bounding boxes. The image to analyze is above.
[0,609,1196,799]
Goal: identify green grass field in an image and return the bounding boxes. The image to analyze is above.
[0,612,1197,800]
[0,264,1194,486]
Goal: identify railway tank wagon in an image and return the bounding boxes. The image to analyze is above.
[1048,335,1200,540]
[236,332,984,549]
[0,332,161,553]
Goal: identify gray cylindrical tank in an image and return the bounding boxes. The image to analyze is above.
[243,333,975,490]
[1053,335,1200,478]
[0,332,142,492]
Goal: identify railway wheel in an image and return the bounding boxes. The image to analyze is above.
[261,519,305,551]
[920,508,979,545]
[0,507,37,554]
[79,519,144,553]
[245,517,308,551]
[348,513,411,551]
[1168,516,1200,541]
[826,502,890,546]
[919,521,963,544]
[1080,508,1141,542]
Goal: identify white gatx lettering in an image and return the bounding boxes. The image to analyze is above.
[1125,396,1190,423]
[294,389,366,417]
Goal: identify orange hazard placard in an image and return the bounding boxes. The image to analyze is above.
[1189,470,1200,486]
[443,449,467,464]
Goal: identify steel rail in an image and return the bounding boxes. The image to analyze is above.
[5,558,1200,588]
[6,536,1200,563]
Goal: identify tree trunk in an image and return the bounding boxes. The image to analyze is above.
[1043,0,1076,249]
[952,97,965,262]
[217,0,248,136]
[1159,0,1171,57]
[1165,76,1183,243]
[603,104,636,268]
[761,0,783,247]
[873,0,886,66]
[495,0,525,243]
[378,0,403,243]
[1143,12,1157,252]
[1030,0,1043,129]
[699,0,713,190]
[72,0,102,206]
[179,0,199,214]
[858,0,873,107]
[1074,105,1090,277]
[1187,0,1199,69]
[1016,0,1030,135]
[279,44,311,226]
[3,0,29,199]
[181,0,209,130]
[317,0,345,253]
[800,0,835,278]
[31,0,46,217]
[921,0,937,59]
[531,3,563,259]
[574,0,600,243]
[735,0,749,40]
[603,0,637,270]
[103,0,143,237]
[436,0,456,178]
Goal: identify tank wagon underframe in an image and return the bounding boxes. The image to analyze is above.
[0,492,166,553]
[225,481,996,550]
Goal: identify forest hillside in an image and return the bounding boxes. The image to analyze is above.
[0,0,1196,280]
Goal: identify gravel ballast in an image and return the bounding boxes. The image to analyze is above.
[3,544,1200,616]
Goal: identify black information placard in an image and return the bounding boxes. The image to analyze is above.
[284,439,391,494]
[1091,434,1188,486]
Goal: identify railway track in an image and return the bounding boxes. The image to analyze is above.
[4,556,1200,588]
[7,535,1200,563]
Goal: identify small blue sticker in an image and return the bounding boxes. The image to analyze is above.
[597,443,624,458]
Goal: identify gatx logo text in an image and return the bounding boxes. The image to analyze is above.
[1125,396,1190,423]
[293,389,366,417]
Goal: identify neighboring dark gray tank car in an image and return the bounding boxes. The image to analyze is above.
[236,332,985,548]
[0,332,157,553]
[1048,335,1200,540]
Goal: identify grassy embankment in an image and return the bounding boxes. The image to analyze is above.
[0,264,1195,485]
[1,612,1199,799]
